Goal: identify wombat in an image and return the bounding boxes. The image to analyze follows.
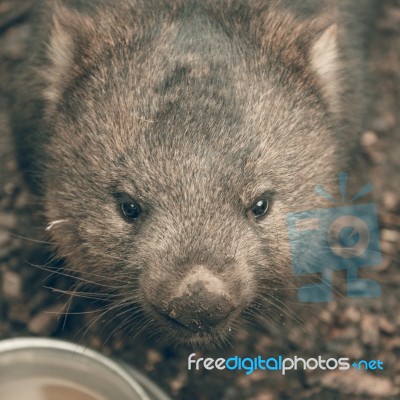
[8,0,379,346]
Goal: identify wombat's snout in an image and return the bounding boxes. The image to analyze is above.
[157,267,236,332]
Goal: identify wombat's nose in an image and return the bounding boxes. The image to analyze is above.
[161,267,235,332]
[166,284,235,332]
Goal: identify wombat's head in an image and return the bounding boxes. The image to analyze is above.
[40,1,347,345]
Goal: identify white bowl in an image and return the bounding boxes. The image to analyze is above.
[0,337,171,400]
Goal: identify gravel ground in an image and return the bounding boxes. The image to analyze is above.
[0,2,399,400]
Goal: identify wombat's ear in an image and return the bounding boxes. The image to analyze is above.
[43,3,95,105]
[310,24,341,112]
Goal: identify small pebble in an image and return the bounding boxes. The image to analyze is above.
[248,370,267,383]
[3,182,16,196]
[379,317,396,335]
[369,151,386,164]
[145,349,162,371]
[386,338,400,351]
[170,371,187,394]
[381,240,397,256]
[340,306,361,324]
[383,191,400,212]
[361,131,378,147]
[0,213,17,230]
[6,159,17,172]
[237,374,252,389]
[2,270,21,299]
[14,191,31,210]
[361,316,380,347]
[28,304,64,335]
[249,392,274,400]
[371,112,396,132]
[90,336,102,349]
[0,3,12,14]
[0,231,11,248]
[381,229,400,244]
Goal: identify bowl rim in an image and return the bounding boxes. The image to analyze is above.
[0,337,154,400]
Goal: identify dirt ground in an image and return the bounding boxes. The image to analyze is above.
[0,1,399,400]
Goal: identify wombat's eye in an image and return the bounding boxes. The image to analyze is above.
[120,198,142,221]
[251,197,269,219]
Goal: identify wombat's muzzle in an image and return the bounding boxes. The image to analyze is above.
[158,267,236,332]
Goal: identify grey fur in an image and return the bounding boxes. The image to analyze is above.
[8,0,379,345]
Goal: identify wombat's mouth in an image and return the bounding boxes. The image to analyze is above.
[159,312,200,333]
[148,303,238,343]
